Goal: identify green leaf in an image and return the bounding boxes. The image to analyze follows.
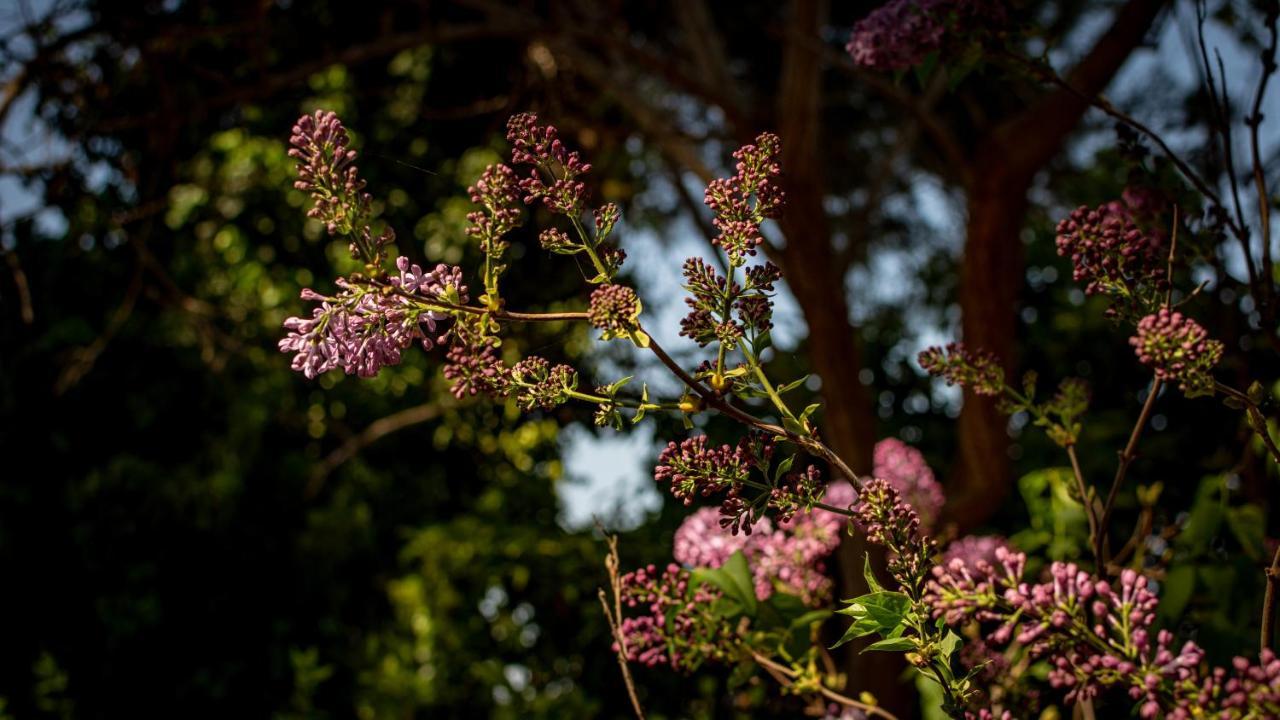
[863,636,916,652]
[787,609,833,632]
[606,375,633,394]
[799,403,821,421]
[1226,505,1266,560]
[937,630,962,661]
[628,329,651,349]
[832,591,911,649]
[1159,564,1196,621]
[782,417,807,436]
[863,553,884,594]
[772,454,796,483]
[777,375,810,395]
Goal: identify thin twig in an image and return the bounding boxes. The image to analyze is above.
[1248,3,1279,311]
[597,531,646,720]
[307,402,443,497]
[1066,444,1102,571]
[1007,51,1247,242]
[748,650,899,720]
[1099,378,1163,564]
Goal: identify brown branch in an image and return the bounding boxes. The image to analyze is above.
[1099,378,1163,564]
[1262,542,1280,652]
[3,249,34,325]
[307,402,443,497]
[598,532,647,720]
[1248,4,1279,311]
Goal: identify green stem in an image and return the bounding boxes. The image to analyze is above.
[565,388,680,412]
[569,215,610,280]
[740,343,797,423]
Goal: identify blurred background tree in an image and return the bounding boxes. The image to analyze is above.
[0,0,1276,717]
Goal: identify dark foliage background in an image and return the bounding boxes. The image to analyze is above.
[0,0,1276,717]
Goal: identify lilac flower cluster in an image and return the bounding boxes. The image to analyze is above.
[873,438,945,530]
[615,563,728,671]
[846,0,1006,72]
[506,112,591,217]
[441,340,507,398]
[465,163,523,257]
[679,257,781,350]
[925,549,1280,716]
[653,436,751,505]
[852,478,935,587]
[508,356,578,411]
[1055,201,1166,315]
[588,284,640,336]
[673,506,843,605]
[289,110,393,264]
[918,342,1005,397]
[279,257,466,378]
[1130,308,1223,397]
[941,534,1009,569]
[703,133,785,265]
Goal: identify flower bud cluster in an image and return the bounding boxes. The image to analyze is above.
[846,0,1006,71]
[918,342,1005,397]
[924,550,1280,716]
[465,163,523,257]
[852,478,935,588]
[1130,308,1223,397]
[508,356,578,411]
[679,258,781,349]
[614,563,728,671]
[1055,201,1166,316]
[289,110,393,264]
[506,112,591,216]
[703,133,785,265]
[588,284,641,337]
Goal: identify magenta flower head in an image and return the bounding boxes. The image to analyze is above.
[873,438,945,530]
[505,112,592,216]
[289,110,393,264]
[703,133,785,266]
[1129,308,1223,397]
[1055,201,1166,316]
[846,0,1007,71]
[653,436,750,506]
[588,284,641,339]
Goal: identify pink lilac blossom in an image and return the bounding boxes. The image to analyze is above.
[505,112,592,216]
[279,257,465,379]
[924,550,1280,716]
[846,0,1006,72]
[615,563,727,671]
[672,505,842,606]
[1129,308,1223,397]
[1055,201,1166,313]
[873,437,945,530]
[288,111,393,262]
[942,535,1010,570]
[702,133,785,265]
